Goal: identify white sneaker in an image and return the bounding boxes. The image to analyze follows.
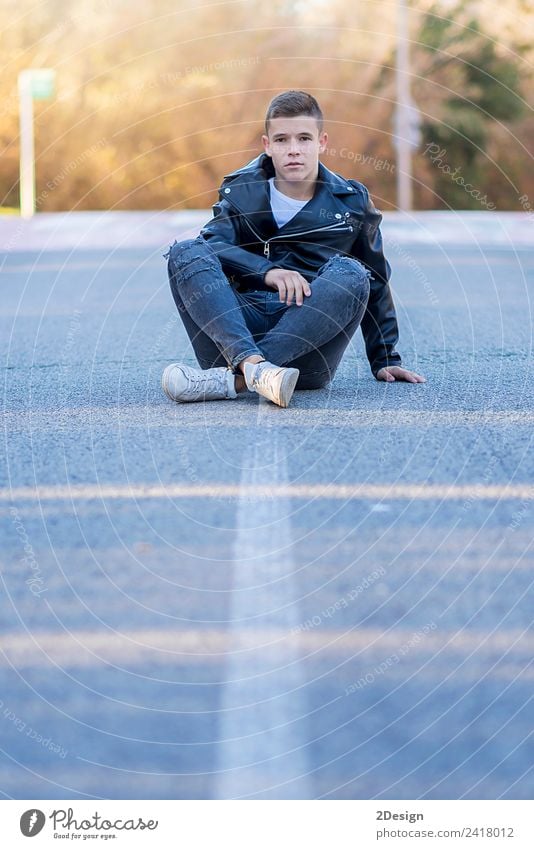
[243,360,299,408]
[162,363,237,402]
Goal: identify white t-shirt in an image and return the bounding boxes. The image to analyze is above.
[268,177,309,228]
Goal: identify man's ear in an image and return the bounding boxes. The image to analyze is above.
[319,131,328,153]
[262,133,271,155]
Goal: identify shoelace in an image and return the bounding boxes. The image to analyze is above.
[251,363,278,391]
[185,370,225,396]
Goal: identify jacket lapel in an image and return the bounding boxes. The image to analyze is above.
[220,154,357,239]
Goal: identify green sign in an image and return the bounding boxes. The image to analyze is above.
[29,69,56,100]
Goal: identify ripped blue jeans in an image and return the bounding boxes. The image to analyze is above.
[166,235,370,390]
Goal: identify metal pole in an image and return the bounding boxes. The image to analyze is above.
[396,0,412,211]
[18,71,35,218]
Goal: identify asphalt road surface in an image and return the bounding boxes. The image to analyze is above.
[1,211,533,800]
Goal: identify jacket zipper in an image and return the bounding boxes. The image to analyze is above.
[223,194,355,258]
[259,221,354,258]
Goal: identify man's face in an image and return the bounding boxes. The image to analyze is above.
[262,116,328,184]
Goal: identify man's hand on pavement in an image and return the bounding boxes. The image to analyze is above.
[264,268,311,306]
[376,366,426,383]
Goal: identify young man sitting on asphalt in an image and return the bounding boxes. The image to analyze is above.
[163,89,425,408]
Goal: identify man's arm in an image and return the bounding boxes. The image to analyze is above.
[200,197,278,288]
[352,187,425,383]
[351,187,403,378]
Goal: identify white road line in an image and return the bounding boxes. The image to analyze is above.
[213,403,311,800]
[1,626,533,667]
[2,483,534,502]
[4,409,534,428]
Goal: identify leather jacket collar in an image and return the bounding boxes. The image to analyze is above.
[218,153,367,240]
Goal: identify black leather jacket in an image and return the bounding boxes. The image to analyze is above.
[200,152,401,376]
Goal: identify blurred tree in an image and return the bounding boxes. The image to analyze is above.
[413,0,529,208]
[0,0,531,211]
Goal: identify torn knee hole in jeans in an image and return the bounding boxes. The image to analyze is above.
[169,248,220,282]
[179,258,219,282]
[323,255,371,281]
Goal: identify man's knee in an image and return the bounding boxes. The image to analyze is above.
[166,236,221,282]
[321,254,371,300]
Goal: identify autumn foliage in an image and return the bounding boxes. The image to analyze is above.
[0,0,532,211]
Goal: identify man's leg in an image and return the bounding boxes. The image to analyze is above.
[286,313,364,389]
[258,254,371,388]
[166,236,264,369]
[163,237,299,406]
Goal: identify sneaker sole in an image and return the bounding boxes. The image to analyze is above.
[277,367,300,408]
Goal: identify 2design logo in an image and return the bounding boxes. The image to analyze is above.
[20,809,46,837]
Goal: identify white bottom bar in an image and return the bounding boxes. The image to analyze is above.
[2,800,533,847]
